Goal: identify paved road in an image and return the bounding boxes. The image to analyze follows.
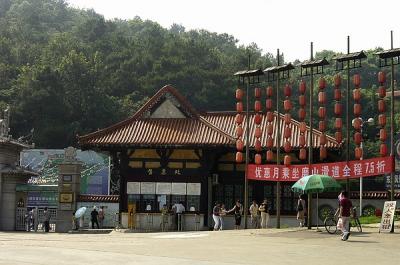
[0,227,399,265]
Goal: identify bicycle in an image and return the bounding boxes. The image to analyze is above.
[324,207,362,234]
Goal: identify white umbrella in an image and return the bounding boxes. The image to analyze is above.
[75,207,87,218]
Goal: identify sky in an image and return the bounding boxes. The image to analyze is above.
[67,0,400,62]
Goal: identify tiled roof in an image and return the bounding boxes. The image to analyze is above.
[79,85,340,149]
[78,195,119,203]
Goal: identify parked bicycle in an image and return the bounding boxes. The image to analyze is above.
[324,206,362,234]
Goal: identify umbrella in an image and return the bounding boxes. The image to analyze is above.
[75,207,87,218]
[291,174,342,230]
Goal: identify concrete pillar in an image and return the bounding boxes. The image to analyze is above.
[55,147,82,232]
[0,174,30,230]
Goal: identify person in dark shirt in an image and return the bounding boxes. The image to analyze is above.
[91,206,99,229]
[339,191,352,241]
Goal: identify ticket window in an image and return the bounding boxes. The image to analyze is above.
[157,195,170,211]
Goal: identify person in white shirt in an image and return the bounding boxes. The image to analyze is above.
[249,200,259,229]
[172,201,185,230]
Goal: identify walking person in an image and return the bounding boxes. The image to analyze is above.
[297,194,306,227]
[212,202,221,231]
[91,206,99,229]
[259,199,270,229]
[219,204,227,230]
[249,200,259,229]
[72,212,77,231]
[98,206,105,228]
[25,208,32,232]
[43,207,50,232]
[339,191,352,241]
[227,200,243,229]
[172,201,185,230]
[32,207,38,232]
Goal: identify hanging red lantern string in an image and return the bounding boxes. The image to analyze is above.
[319,77,327,160]
[266,86,274,161]
[254,87,263,164]
[235,87,244,163]
[333,74,342,144]
[283,83,292,165]
[378,72,387,156]
[298,80,307,160]
[353,74,362,159]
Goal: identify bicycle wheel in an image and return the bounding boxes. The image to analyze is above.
[324,217,337,234]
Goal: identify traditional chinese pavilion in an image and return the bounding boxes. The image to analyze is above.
[78,85,341,227]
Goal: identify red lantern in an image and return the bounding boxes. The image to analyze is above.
[284,155,291,166]
[353,74,361,87]
[318,77,326,89]
[255,140,262,153]
[299,80,306,94]
[236,88,244,100]
[354,132,362,145]
[284,84,291,97]
[255,154,262,165]
[334,74,341,87]
[334,88,341,101]
[334,103,342,116]
[267,111,274,122]
[318,91,326,104]
[299,134,306,147]
[378,100,386,113]
[299,148,307,160]
[254,87,261,98]
[354,104,362,116]
[236,126,243,137]
[378,71,386,84]
[236,152,243,163]
[254,100,262,112]
[267,124,274,135]
[298,108,306,121]
[320,146,327,160]
[355,147,363,160]
[284,141,292,153]
[380,144,388,157]
[236,139,244,151]
[319,121,326,132]
[254,114,262,125]
[267,150,274,161]
[236,102,243,112]
[353,89,361,102]
[266,99,273,110]
[284,113,292,124]
[255,127,262,138]
[335,118,343,129]
[266,86,273,97]
[335,131,343,143]
[380,128,387,141]
[235,114,244,124]
[266,137,274,148]
[318,107,326,119]
[353,118,361,130]
[299,95,306,106]
[378,86,386,98]
[299,122,307,133]
[378,114,386,127]
[320,134,327,146]
[284,99,292,111]
[284,126,292,139]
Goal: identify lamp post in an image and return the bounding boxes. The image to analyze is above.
[352,117,374,217]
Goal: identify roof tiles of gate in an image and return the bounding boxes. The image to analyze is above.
[78,85,340,149]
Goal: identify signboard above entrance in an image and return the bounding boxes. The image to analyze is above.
[248,156,393,182]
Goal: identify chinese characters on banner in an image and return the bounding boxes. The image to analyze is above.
[379,201,397,232]
[247,156,394,182]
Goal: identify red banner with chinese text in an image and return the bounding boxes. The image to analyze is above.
[248,156,394,182]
